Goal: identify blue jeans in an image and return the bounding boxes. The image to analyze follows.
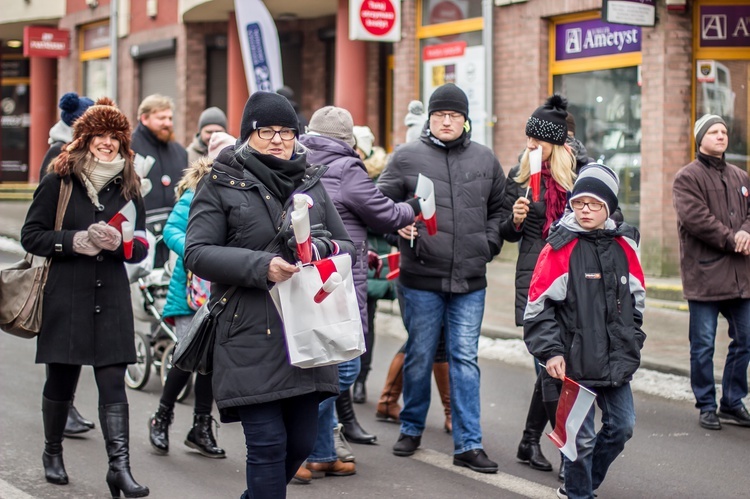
[398,284,486,454]
[564,383,635,499]
[688,299,750,412]
[237,393,319,499]
[307,357,360,462]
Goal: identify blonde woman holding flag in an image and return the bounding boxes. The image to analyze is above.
[498,95,576,479]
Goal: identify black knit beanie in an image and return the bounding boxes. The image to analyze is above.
[428,83,469,118]
[570,163,619,217]
[526,95,569,146]
[239,92,300,143]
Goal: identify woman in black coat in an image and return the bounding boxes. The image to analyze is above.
[21,98,150,497]
[184,92,354,499]
[498,96,576,479]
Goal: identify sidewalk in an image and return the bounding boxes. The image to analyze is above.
[0,200,735,381]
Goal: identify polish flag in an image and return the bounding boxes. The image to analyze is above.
[107,200,136,231]
[385,252,400,280]
[415,173,437,236]
[547,377,597,461]
[121,221,134,259]
[311,257,343,303]
[292,194,312,264]
[528,147,542,202]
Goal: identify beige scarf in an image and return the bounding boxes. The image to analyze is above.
[81,153,125,209]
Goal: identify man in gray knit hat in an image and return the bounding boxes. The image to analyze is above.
[673,113,750,431]
[187,107,227,165]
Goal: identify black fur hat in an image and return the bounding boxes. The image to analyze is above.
[526,95,568,146]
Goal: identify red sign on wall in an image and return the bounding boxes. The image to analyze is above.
[350,0,400,42]
[23,26,70,58]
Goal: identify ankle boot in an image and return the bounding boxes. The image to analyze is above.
[516,381,552,472]
[376,352,404,423]
[334,423,355,463]
[432,362,452,434]
[65,396,94,437]
[100,404,149,498]
[336,389,377,444]
[148,403,173,455]
[42,397,70,485]
[185,414,226,458]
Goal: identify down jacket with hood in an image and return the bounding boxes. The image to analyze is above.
[299,133,416,338]
[523,213,646,388]
[161,157,213,319]
[377,124,506,293]
[184,145,355,423]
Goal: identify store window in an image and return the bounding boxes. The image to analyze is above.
[417,0,485,144]
[80,22,111,99]
[1,56,31,182]
[550,14,642,226]
[694,2,750,173]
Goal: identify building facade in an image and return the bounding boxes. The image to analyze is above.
[1,0,749,276]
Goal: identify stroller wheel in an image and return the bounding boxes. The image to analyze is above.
[161,343,193,402]
[125,331,152,390]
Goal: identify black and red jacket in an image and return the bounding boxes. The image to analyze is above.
[523,213,646,388]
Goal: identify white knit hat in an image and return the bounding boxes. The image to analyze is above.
[352,125,375,158]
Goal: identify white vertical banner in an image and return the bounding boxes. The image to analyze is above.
[234,0,284,94]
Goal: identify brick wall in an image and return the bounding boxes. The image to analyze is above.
[639,2,692,276]
[391,0,418,148]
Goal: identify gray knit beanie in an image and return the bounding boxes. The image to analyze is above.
[198,106,227,131]
[694,114,727,150]
[307,106,355,148]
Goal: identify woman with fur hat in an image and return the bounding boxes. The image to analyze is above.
[21,98,150,497]
[147,132,236,460]
[183,92,355,498]
[498,94,577,480]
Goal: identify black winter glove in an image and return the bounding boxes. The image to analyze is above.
[287,223,336,260]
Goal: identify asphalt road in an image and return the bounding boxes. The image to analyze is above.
[1,302,750,499]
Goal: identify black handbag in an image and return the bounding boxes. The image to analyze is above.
[172,286,236,375]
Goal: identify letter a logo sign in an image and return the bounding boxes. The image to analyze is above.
[566,28,582,54]
[702,14,726,40]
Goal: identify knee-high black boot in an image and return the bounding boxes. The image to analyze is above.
[336,389,377,444]
[516,376,552,472]
[42,397,70,485]
[99,404,149,498]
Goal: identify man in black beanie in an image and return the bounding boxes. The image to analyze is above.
[377,83,506,473]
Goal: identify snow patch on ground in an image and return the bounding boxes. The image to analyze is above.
[0,236,25,256]
[375,311,750,406]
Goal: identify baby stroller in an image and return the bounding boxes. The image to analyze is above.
[126,215,193,401]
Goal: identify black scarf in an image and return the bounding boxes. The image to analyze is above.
[234,147,307,201]
[697,151,726,171]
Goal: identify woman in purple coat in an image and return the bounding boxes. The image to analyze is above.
[296,106,419,478]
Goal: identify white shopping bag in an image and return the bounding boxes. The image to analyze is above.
[270,254,365,369]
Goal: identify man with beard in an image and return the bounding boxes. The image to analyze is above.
[131,94,188,266]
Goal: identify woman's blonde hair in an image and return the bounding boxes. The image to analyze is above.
[513,143,576,192]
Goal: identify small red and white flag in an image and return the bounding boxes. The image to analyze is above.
[292,194,313,264]
[547,377,597,461]
[415,173,437,236]
[311,256,348,303]
[108,200,148,255]
[121,221,134,259]
[107,200,136,231]
[528,147,542,202]
[381,252,400,281]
